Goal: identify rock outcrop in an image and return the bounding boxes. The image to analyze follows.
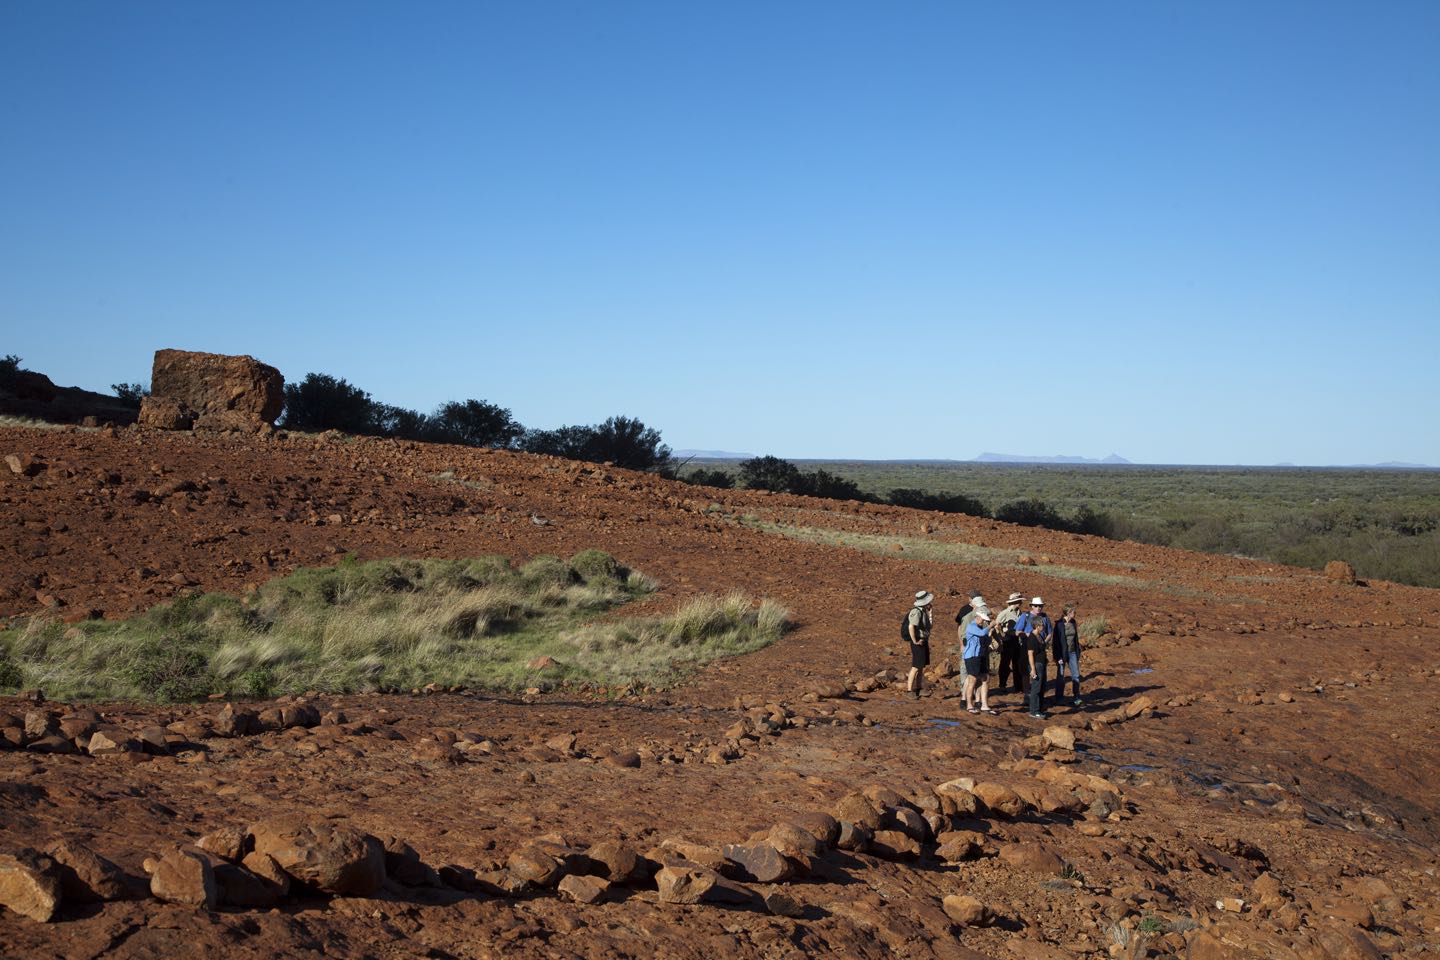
[138,349,283,433]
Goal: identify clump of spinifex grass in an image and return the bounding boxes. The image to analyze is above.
[0,552,788,702]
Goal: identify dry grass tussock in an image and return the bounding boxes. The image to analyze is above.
[0,552,784,702]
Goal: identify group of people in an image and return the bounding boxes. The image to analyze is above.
[904,589,1082,720]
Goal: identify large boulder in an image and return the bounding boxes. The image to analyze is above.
[140,349,283,432]
[248,816,385,895]
[0,851,63,922]
[1324,560,1357,584]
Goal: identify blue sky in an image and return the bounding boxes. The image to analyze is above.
[2,1,1437,465]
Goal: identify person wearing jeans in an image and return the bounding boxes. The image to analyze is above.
[1053,604,1082,705]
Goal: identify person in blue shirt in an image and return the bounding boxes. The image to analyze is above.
[962,606,995,714]
[1016,597,1054,719]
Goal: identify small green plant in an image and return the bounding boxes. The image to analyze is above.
[0,655,23,691]
[569,549,622,584]
[1081,616,1110,641]
[238,666,277,699]
[1138,914,1164,935]
[1059,863,1086,884]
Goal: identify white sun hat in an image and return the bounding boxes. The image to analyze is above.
[1031,597,1045,606]
[914,590,934,607]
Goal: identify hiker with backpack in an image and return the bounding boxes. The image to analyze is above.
[993,592,1025,695]
[1017,597,1054,718]
[903,590,934,699]
[962,605,996,714]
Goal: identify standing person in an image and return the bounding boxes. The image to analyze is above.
[1053,603,1083,706]
[962,606,995,714]
[1017,597,1054,719]
[994,593,1025,695]
[953,591,986,692]
[904,590,934,700]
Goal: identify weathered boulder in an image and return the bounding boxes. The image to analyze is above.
[935,779,981,816]
[240,853,291,899]
[0,851,63,922]
[935,831,985,863]
[141,349,283,433]
[1325,560,1358,584]
[789,811,840,848]
[248,816,385,895]
[973,782,1026,818]
[655,863,752,905]
[721,843,796,883]
[507,846,563,887]
[149,847,218,909]
[868,830,921,859]
[46,840,132,902]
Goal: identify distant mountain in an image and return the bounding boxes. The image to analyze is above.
[673,449,754,460]
[974,452,1132,465]
[1351,461,1435,469]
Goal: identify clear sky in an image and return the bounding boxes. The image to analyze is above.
[2,1,1437,465]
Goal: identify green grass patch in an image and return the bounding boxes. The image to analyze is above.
[742,519,1153,590]
[0,553,787,701]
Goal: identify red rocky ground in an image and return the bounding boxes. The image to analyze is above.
[2,425,1438,959]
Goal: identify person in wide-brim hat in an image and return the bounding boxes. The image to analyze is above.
[905,590,934,699]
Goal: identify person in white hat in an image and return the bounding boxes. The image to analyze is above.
[1016,597,1054,719]
[993,592,1025,695]
[904,590,934,699]
[951,590,986,690]
[962,605,996,715]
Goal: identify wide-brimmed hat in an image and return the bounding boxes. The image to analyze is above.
[1007,592,1024,604]
[970,594,986,606]
[1031,596,1045,606]
[914,590,934,607]
[975,606,993,621]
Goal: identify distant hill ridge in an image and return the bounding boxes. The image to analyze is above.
[974,452,1131,464]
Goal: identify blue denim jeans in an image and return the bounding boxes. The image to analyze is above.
[1053,648,1080,699]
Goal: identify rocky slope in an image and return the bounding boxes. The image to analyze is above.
[2,424,1437,958]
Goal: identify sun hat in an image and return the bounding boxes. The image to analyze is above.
[971,594,986,606]
[1031,597,1044,606]
[914,590,934,607]
[1007,592,1024,604]
[975,606,993,621]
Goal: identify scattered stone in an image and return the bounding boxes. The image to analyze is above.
[240,852,291,899]
[0,851,63,922]
[972,782,1026,818]
[935,779,981,816]
[586,841,642,883]
[603,750,642,769]
[248,816,385,895]
[507,846,563,887]
[835,821,871,852]
[868,830,921,859]
[1042,725,1076,751]
[998,843,1065,875]
[557,873,611,904]
[150,847,218,909]
[942,894,993,926]
[935,831,984,863]
[790,811,840,848]
[656,863,717,904]
[196,826,248,863]
[765,890,805,918]
[721,843,795,883]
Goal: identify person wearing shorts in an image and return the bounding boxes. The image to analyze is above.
[962,606,995,714]
[905,590,934,700]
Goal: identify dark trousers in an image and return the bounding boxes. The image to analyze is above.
[1028,661,1049,715]
[998,640,1024,692]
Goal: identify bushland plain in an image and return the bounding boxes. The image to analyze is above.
[687,459,1440,588]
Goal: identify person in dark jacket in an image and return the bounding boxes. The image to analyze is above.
[1052,603,1083,705]
[1016,597,1053,719]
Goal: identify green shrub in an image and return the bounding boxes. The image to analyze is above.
[569,549,622,584]
[0,354,20,391]
[0,656,23,691]
[520,555,578,589]
[239,666,277,699]
[121,636,214,703]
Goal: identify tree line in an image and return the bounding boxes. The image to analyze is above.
[279,372,673,472]
[680,455,1112,535]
